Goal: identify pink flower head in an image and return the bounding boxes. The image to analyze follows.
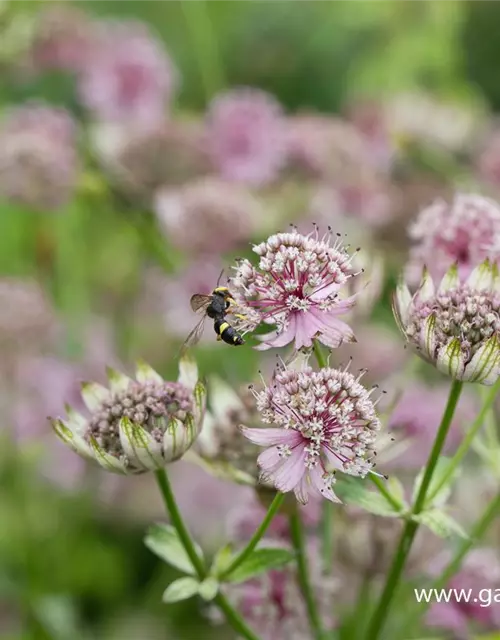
[154,178,260,254]
[0,103,78,211]
[30,6,95,73]
[241,362,382,504]
[427,549,500,634]
[78,20,177,126]
[206,88,288,186]
[230,228,359,350]
[406,193,500,285]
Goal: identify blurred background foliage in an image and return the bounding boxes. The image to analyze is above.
[1,1,500,639]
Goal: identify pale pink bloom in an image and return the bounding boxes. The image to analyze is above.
[230,229,359,350]
[427,549,500,635]
[78,21,177,126]
[394,260,500,385]
[29,6,95,73]
[155,178,260,254]
[385,384,477,469]
[241,362,381,504]
[345,99,395,173]
[0,103,78,211]
[92,121,210,197]
[206,88,288,185]
[286,114,367,180]
[406,193,500,285]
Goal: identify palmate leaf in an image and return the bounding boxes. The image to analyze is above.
[226,548,296,584]
[334,476,406,517]
[413,509,468,539]
[162,577,200,603]
[412,457,460,508]
[144,524,204,575]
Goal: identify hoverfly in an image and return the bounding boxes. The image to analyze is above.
[182,272,245,351]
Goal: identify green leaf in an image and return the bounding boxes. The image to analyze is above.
[412,457,459,508]
[414,509,468,539]
[162,577,200,603]
[386,476,406,506]
[198,577,219,601]
[335,476,404,517]
[144,524,204,575]
[211,544,234,576]
[227,548,295,584]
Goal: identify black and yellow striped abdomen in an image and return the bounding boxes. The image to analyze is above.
[213,316,245,346]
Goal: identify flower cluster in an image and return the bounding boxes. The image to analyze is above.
[51,358,205,474]
[394,260,500,384]
[230,228,359,350]
[406,193,500,285]
[0,103,79,210]
[241,361,381,503]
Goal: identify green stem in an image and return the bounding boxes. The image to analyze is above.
[369,475,402,512]
[401,490,500,638]
[154,469,260,640]
[289,511,324,640]
[365,379,463,640]
[181,0,224,101]
[427,377,500,503]
[313,339,328,368]
[221,492,285,579]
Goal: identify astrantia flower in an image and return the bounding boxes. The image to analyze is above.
[51,358,206,474]
[92,121,210,198]
[230,229,359,350]
[393,260,500,385]
[154,178,260,254]
[0,103,78,211]
[406,193,500,285]
[78,20,177,126]
[29,6,94,73]
[206,88,288,186]
[241,362,382,504]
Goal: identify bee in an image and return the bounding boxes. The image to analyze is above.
[182,276,245,350]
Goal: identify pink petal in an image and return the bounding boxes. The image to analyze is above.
[308,308,355,346]
[240,426,301,447]
[293,312,315,349]
[308,465,341,503]
[273,443,307,492]
[257,446,283,473]
[255,315,297,350]
[294,474,310,504]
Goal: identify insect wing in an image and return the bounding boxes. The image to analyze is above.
[190,294,211,313]
[182,316,207,351]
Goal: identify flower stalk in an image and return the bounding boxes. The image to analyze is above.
[220,491,286,579]
[365,379,463,640]
[289,511,325,640]
[154,468,261,640]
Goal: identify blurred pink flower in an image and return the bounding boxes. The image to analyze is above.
[385,384,477,470]
[286,114,367,180]
[92,120,210,197]
[427,549,500,636]
[406,193,500,286]
[29,6,95,73]
[0,103,78,211]
[241,361,382,504]
[230,229,359,350]
[0,277,58,358]
[78,21,177,126]
[345,99,395,173]
[154,178,260,254]
[222,538,336,639]
[206,88,288,185]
